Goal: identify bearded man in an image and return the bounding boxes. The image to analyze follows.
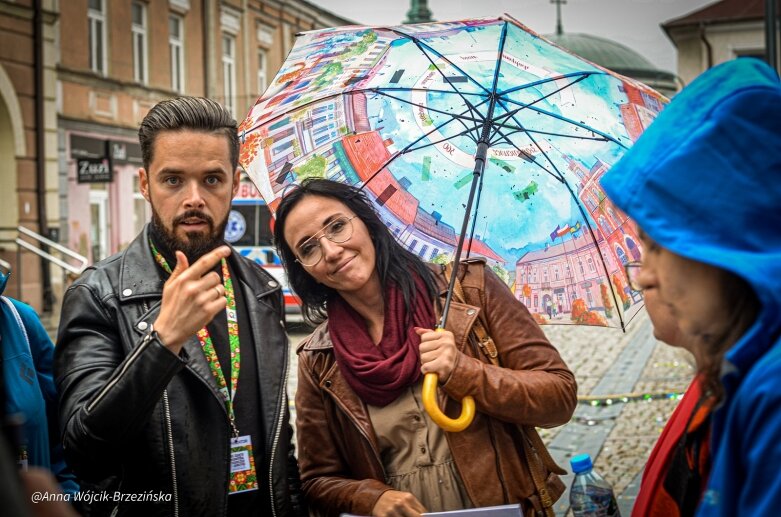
[54,97,304,517]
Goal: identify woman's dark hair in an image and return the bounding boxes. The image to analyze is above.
[699,270,760,403]
[273,178,438,325]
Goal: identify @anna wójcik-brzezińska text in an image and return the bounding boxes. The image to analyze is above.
[31,490,173,504]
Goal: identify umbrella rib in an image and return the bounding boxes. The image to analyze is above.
[370,88,489,143]
[386,27,493,96]
[408,38,487,143]
[501,98,627,148]
[354,110,481,200]
[370,89,485,124]
[408,37,487,120]
[383,27,489,141]
[491,74,590,132]
[490,125,563,183]
[241,89,373,135]
[461,20,509,257]
[372,87,487,98]
[241,85,486,137]
[377,101,483,169]
[491,97,567,182]
[498,71,601,97]
[490,126,610,143]
[489,22,509,99]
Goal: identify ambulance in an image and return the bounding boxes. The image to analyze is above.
[225,179,303,323]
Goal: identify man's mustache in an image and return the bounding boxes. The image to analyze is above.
[173,210,214,228]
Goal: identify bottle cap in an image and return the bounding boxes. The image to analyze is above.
[570,453,593,474]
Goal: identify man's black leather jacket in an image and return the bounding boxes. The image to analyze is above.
[54,226,304,516]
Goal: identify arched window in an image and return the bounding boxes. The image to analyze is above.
[615,245,628,266]
[625,237,641,261]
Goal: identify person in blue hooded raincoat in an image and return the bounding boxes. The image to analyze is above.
[600,58,781,516]
[0,266,78,496]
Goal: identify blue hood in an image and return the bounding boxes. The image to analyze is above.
[600,58,781,376]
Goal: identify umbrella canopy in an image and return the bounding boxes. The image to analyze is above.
[240,15,667,329]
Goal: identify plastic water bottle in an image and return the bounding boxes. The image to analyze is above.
[569,453,621,517]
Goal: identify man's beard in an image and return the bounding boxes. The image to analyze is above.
[150,208,229,265]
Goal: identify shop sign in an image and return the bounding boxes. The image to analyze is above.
[109,140,143,166]
[77,158,113,183]
[71,134,142,170]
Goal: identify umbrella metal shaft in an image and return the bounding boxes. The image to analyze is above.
[439,140,490,329]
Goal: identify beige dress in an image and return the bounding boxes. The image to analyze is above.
[367,379,473,512]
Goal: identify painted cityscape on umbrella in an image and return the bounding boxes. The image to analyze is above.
[240,17,667,328]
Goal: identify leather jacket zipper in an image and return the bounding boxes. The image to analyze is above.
[163,390,179,517]
[86,325,156,413]
[268,321,290,517]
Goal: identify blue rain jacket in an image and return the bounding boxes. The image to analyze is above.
[600,58,781,516]
[0,272,78,495]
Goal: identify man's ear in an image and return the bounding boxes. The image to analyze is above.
[139,168,151,202]
[231,167,241,199]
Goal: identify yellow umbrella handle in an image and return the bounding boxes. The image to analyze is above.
[421,374,475,432]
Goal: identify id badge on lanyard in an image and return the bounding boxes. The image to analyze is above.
[229,435,259,494]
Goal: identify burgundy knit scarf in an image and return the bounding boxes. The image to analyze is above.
[327,275,435,407]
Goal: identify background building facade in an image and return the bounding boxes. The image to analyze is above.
[663,0,777,86]
[0,0,351,315]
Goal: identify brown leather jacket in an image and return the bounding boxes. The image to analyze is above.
[295,260,577,516]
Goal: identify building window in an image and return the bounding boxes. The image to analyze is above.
[273,140,294,155]
[169,15,185,92]
[410,239,418,251]
[88,0,107,74]
[131,2,148,84]
[222,34,237,117]
[258,49,267,95]
[419,244,429,258]
[588,256,595,272]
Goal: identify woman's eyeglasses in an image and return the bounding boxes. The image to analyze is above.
[624,261,643,292]
[295,215,356,267]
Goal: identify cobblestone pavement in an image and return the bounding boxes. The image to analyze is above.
[286,312,696,516]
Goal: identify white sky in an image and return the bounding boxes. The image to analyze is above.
[311,0,716,72]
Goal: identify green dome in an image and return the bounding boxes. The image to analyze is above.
[545,32,678,96]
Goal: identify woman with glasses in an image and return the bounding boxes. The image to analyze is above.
[273,178,576,516]
[601,58,781,517]
[626,263,713,517]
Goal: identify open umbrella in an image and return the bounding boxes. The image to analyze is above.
[239,16,666,430]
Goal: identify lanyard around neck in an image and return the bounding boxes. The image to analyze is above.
[150,242,242,437]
